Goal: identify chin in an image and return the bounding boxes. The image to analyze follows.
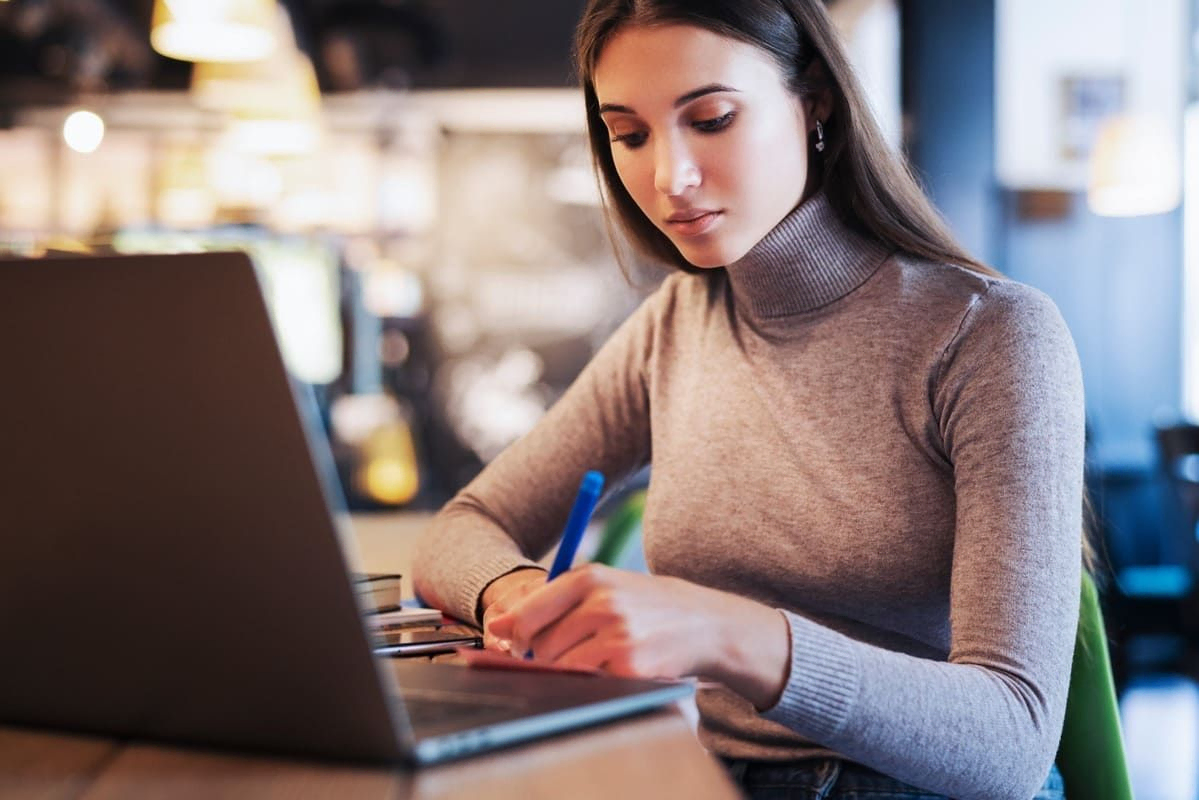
[674,238,751,270]
[679,254,726,270]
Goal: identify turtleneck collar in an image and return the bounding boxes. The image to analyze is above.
[725,192,893,321]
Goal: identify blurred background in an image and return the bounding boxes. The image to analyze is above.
[0,0,1197,795]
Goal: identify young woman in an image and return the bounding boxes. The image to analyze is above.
[414,2,1082,798]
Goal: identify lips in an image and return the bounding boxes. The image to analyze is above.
[665,209,722,236]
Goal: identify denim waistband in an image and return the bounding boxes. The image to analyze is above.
[720,757,1065,799]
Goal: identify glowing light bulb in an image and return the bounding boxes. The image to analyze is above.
[63,110,105,154]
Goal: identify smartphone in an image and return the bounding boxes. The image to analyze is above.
[373,628,483,657]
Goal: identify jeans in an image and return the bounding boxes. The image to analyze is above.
[720,758,1066,800]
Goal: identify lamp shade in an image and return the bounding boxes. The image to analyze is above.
[151,0,278,63]
[1088,114,1182,217]
[191,5,322,156]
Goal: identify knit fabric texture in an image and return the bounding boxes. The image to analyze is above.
[413,193,1085,800]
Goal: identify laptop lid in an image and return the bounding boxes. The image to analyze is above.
[0,252,693,765]
[0,252,410,761]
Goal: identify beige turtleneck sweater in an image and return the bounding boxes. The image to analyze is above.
[413,194,1085,800]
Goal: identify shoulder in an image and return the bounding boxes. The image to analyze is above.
[895,263,1082,397]
[598,270,716,361]
[881,255,1073,351]
[948,271,1073,360]
[966,279,1072,350]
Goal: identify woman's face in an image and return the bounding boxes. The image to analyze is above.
[593,24,814,268]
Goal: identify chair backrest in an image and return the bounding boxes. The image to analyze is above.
[592,490,647,567]
[1055,573,1134,800]
[1157,423,1199,467]
[1157,423,1199,534]
[594,495,1133,798]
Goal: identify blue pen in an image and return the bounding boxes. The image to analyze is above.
[547,470,605,581]
[525,470,604,659]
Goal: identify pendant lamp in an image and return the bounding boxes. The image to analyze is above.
[151,0,278,63]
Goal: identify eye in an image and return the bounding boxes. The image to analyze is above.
[692,111,736,133]
[611,131,648,149]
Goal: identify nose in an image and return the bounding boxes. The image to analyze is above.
[653,135,700,197]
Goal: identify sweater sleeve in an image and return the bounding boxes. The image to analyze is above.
[760,282,1085,800]
[412,279,668,625]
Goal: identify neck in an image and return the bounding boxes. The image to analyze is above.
[725,193,892,321]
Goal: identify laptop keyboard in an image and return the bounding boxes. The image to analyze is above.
[396,687,530,728]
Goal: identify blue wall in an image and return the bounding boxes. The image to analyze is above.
[903,0,1185,564]
[903,0,1001,266]
[1000,203,1183,468]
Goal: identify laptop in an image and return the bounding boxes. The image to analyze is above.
[0,251,691,765]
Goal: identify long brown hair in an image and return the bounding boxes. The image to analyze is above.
[574,0,1099,576]
[574,0,998,278]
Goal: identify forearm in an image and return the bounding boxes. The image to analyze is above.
[412,502,541,624]
[759,607,1074,800]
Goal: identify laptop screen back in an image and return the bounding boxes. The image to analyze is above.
[0,252,409,761]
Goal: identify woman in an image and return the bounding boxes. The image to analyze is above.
[414,1,1082,798]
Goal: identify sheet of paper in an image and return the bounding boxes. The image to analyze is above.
[455,649,715,693]
[454,647,602,675]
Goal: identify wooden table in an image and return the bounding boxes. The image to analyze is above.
[0,513,739,798]
[0,706,738,799]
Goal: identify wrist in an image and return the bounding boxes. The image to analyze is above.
[710,598,792,710]
[478,567,546,617]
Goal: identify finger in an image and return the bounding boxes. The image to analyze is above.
[483,629,514,652]
[482,633,513,653]
[484,607,518,648]
[553,630,625,674]
[485,608,517,642]
[526,605,602,662]
[481,616,513,652]
[505,565,609,649]
[483,584,541,642]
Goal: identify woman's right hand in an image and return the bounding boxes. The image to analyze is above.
[480,568,547,652]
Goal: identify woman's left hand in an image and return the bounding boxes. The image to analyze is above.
[485,563,790,706]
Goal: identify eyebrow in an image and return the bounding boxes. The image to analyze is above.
[597,83,739,116]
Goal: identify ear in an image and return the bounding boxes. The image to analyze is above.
[802,89,834,132]
[798,57,835,131]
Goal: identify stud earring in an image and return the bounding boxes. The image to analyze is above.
[814,119,826,153]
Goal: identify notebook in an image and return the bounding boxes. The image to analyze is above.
[0,251,691,765]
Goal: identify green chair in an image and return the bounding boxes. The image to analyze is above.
[592,490,647,568]
[1055,573,1134,800]
[593,494,1133,799]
